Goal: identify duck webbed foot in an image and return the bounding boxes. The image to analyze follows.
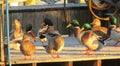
[85,48,90,55]
[51,53,61,58]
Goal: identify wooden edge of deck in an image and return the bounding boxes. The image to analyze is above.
[8,55,120,65]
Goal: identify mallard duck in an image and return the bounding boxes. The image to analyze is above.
[43,30,64,58]
[109,25,120,46]
[20,35,36,60]
[10,19,24,50]
[67,20,103,55]
[25,24,37,42]
[106,16,120,46]
[39,18,64,58]
[38,18,54,42]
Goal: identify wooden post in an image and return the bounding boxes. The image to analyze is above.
[0,3,5,62]
[32,63,37,66]
[93,60,102,66]
[0,1,5,66]
[63,61,73,66]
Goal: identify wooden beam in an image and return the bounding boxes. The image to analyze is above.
[0,4,5,62]
[32,63,37,66]
[0,1,4,4]
[8,0,27,3]
[0,0,26,4]
[93,60,102,66]
[63,62,73,66]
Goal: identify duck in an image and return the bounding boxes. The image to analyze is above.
[10,19,24,50]
[104,15,120,46]
[39,18,64,58]
[25,24,37,42]
[67,20,103,55]
[108,16,120,46]
[20,34,36,60]
[44,30,64,58]
[110,25,120,46]
[91,18,110,45]
[91,18,108,34]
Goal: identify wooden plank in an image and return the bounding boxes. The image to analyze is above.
[0,4,4,62]
[0,1,3,4]
[8,0,26,3]
[8,45,120,65]
[0,0,26,4]
[8,4,87,11]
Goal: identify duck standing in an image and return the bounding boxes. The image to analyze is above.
[39,18,64,58]
[20,34,36,60]
[67,20,103,55]
[110,25,120,46]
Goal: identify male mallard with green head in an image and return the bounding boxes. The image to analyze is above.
[67,20,103,55]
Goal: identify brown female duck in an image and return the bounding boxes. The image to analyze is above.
[20,35,36,60]
[10,19,24,50]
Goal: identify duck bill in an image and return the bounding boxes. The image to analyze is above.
[80,27,84,31]
[66,23,72,28]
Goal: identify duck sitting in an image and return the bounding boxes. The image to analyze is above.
[39,18,64,58]
[20,34,36,60]
[10,19,24,50]
[67,20,103,55]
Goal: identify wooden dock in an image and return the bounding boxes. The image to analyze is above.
[6,37,120,66]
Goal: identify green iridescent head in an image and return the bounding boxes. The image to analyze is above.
[110,16,117,25]
[84,23,91,29]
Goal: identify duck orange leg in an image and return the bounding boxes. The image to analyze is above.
[24,56,27,60]
[51,52,61,58]
[56,53,60,58]
[51,53,56,58]
[85,48,90,55]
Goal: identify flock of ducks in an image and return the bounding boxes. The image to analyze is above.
[9,17,120,59]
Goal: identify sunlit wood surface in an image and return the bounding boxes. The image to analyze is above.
[9,37,120,65]
[0,0,26,4]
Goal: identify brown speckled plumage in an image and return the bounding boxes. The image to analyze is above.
[74,27,103,55]
[13,19,24,39]
[10,19,24,51]
[40,18,64,58]
[91,19,108,34]
[20,35,36,59]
